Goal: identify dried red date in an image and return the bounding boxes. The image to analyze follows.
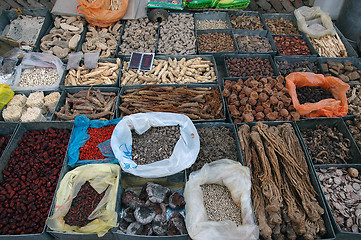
[274,36,311,56]
[0,128,71,235]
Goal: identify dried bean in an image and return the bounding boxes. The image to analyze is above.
[301,124,352,164]
[297,86,333,104]
[225,57,274,77]
[196,19,229,29]
[235,34,272,53]
[190,126,237,173]
[322,61,361,83]
[274,36,311,55]
[230,14,264,30]
[265,18,299,35]
[0,128,70,235]
[197,32,235,52]
[18,67,59,87]
[132,126,180,165]
[316,167,361,232]
[277,61,319,76]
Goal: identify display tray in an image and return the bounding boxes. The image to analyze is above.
[272,33,319,57]
[113,171,188,240]
[0,121,73,239]
[261,13,300,35]
[227,11,266,30]
[194,11,232,30]
[274,55,322,76]
[0,122,18,159]
[236,121,336,240]
[119,54,218,87]
[295,117,361,165]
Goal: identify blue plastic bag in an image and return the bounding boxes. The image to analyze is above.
[67,115,121,167]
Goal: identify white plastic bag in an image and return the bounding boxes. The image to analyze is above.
[12,52,64,90]
[184,159,259,240]
[294,6,336,38]
[111,112,200,178]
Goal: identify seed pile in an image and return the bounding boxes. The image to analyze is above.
[230,14,264,30]
[132,126,180,165]
[197,32,235,52]
[18,67,59,87]
[196,19,229,29]
[301,124,352,164]
[119,86,224,121]
[201,184,242,225]
[238,122,326,240]
[64,181,106,227]
[296,86,333,104]
[265,18,299,35]
[190,126,237,173]
[235,34,272,53]
[277,61,319,76]
[346,115,361,150]
[316,167,361,233]
[79,125,116,160]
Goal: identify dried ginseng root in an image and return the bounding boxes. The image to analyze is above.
[238,122,327,240]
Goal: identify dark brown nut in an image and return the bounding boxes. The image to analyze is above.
[265,18,299,35]
[225,57,274,77]
[274,36,311,55]
[277,61,319,76]
[230,14,264,30]
[198,32,235,52]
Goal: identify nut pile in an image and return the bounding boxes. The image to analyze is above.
[197,32,235,52]
[347,85,361,115]
[235,34,272,53]
[297,86,333,104]
[190,126,238,173]
[158,14,196,54]
[229,14,264,30]
[119,86,224,121]
[82,22,121,58]
[274,36,311,55]
[40,16,84,59]
[225,57,274,77]
[132,126,180,165]
[121,57,216,85]
[223,76,300,123]
[316,167,361,233]
[300,124,352,164]
[65,58,121,86]
[196,19,229,29]
[239,122,327,240]
[119,182,186,236]
[55,87,116,121]
[277,60,319,76]
[201,184,242,225]
[346,115,361,150]
[0,128,71,235]
[321,61,361,83]
[265,17,299,35]
[17,67,59,87]
[118,18,158,55]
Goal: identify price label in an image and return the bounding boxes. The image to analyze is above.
[129,52,143,70]
[140,53,154,71]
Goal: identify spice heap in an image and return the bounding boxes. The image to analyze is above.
[321,61,361,83]
[132,126,180,165]
[316,167,361,233]
[190,126,237,173]
[201,184,242,225]
[235,34,272,53]
[296,86,333,104]
[345,115,361,150]
[64,181,106,227]
[17,67,59,87]
[197,32,235,52]
[119,182,186,236]
[301,124,352,164]
[274,36,311,55]
[230,14,264,30]
[119,85,224,121]
[238,122,326,240]
[55,87,117,121]
[225,57,274,77]
[265,17,299,35]
[0,134,11,157]
[277,60,319,76]
[347,85,361,115]
[79,125,116,160]
[196,20,229,29]
[0,128,71,235]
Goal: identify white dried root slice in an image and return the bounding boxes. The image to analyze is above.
[65,59,120,86]
[26,92,45,108]
[44,92,61,112]
[121,57,216,85]
[2,105,22,122]
[21,107,43,122]
[8,94,27,107]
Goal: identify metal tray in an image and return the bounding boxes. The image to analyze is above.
[116,83,226,123]
[223,53,279,78]
[113,171,188,240]
[295,117,361,165]
[46,163,122,240]
[59,58,123,89]
[232,29,278,56]
[260,13,300,35]
[119,54,218,87]
[194,11,232,30]
[227,11,266,30]
[274,55,322,76]
[272,34,319,57]
[236,121,336,240]
[0,8,52,51]
[0,121,73,239]
[53,86,119,121]
[314,164,361,238]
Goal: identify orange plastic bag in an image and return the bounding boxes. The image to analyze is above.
[77,0,128,27]
[285,72,350,118]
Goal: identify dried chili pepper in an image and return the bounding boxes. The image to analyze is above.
[79,125,115,160]
[64,181,106,227]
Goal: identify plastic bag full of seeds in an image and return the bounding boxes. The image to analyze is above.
[111,112,200,178]
[184,159,259,240]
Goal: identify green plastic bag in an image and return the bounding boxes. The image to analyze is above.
[216,0,250,9]
[183,0,218,9]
